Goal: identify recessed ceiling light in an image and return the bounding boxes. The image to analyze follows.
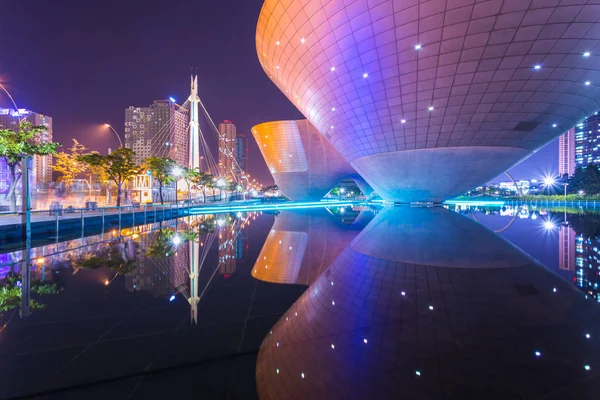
[276,41,280,46]
[401,119,406,123]
[552,124,557,128]
[330,66,335,72]
[586,81,591,85]
[300,38,305,44]
[414,44,422,50]
[428,106,434,111]
[584,52,591,57]
[363,73,368,78]
[534,65,541,70]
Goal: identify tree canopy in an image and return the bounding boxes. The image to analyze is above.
[78,147,139,207]
[143,156,178,204]
[569,163,600,195]
[0,121,60,211]
[53,139,88,188]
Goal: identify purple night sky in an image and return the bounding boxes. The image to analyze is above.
[0,0,557,185]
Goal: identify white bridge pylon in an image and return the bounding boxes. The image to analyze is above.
[188,75,201,170]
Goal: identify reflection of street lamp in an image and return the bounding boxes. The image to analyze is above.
[172,166,182,203]
[104,124,123,147]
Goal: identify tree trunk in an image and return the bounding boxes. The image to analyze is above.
[116,183,122,207]
[159,184,164,205]
[6,163,20,212]
[203,187,206,203]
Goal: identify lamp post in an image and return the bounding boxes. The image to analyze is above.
[217,178,226,201]
[104,124,123,147]
[563,183,568,199]
[172,166,182,203]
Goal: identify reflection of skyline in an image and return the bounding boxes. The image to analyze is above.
[456,205,600,302]
[559,224,575,272]
[257,207,598,399]
[574,235,600,301]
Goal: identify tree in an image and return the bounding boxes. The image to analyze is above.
[0,121,60,211]
[569,164,600,195]
[53,139,87,190]
[182,167,200,201]
[143,157,177,205]
[193,172,215,202]
[78,147,138,207]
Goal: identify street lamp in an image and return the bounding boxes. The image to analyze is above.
[216,178,226,201]
[172,166,182,203]
[104,124,123,147]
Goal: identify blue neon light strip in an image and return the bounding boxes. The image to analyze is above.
[187,201,359,215]
[444,200,505,206]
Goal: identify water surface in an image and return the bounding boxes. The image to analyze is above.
[1,205,599,399]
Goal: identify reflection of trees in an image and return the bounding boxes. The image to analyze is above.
[568,214,600,239]
[0,272,59,313]
[145,228,198,261]
[73,238,140,275]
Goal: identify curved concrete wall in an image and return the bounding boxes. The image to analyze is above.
[252,120,356,201]
[256,0,600,202]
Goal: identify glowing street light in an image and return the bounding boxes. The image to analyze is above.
[172,166,182,203]
[104,123,124,147]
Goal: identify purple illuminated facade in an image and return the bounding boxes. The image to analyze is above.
[257,0,600,202]
[252,119,373,201]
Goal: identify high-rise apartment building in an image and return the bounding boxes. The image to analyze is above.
[124,100,188,166]
[218,120,236,178]
[236,133,248,172]
[558,128,575,177]
[0,108,53,184]
[575,113,600,168]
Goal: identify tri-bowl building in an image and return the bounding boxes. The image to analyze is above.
[252,119,373,201]
[256,0,600,202]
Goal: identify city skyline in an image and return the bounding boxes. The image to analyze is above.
[0,0,562,186]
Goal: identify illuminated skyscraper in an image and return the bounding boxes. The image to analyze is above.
[0,108,53,184]
[124,100,188,166]
[235,133,248,173]
[558,129,575,177]
[218,120,236,178]
[575,114,600,168]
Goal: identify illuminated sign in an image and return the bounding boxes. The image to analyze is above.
[132,174,151,190]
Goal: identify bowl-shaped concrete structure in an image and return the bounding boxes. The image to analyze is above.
[252,119,373,201]
[256,0,600,202]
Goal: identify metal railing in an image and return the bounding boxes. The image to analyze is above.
[0,201,193,240]
[505,199,600,208]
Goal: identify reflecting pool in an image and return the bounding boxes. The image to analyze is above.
[1,205,600,399]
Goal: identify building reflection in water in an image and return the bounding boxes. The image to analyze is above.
[251,206,374,286]
[0,213,255,323]
[256,206,600,399]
